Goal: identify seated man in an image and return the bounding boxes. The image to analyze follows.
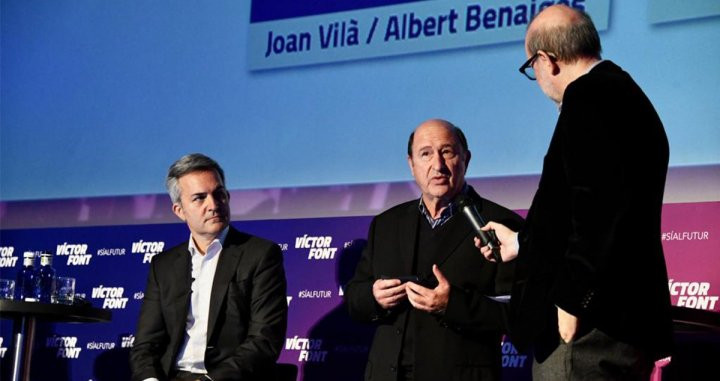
[130,153,287,381]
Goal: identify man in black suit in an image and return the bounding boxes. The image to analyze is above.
[346,119,524,381]
[479,5,673,380]
[130,153,287,381]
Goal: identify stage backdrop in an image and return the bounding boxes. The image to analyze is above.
[1,0,719,380]
[2,1,718,201]
[1,194,718,381]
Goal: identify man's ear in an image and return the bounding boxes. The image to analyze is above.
[538,52,559,77]
[172,202,186,221]
[547,55,560,76]
[407,155,415,176]
[551,61,560,76]
[464,150,471,172]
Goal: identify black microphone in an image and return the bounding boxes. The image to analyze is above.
[455,195,502,263]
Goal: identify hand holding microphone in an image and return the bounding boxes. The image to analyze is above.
[455,195,503,262]
[473,222,520,263]
[456,195,521,262]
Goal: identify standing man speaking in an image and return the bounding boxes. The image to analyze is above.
[479,5,673,380]
[346,119,524,381]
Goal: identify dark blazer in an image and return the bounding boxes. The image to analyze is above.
[346,187,524,381]
[130,226,288,381]
[510,61,673,361]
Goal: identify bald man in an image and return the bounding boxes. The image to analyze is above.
[478,5,673,380]
[346,119,524,381]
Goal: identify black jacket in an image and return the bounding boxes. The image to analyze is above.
[346,187,524,381]
[130,226,288,381]
[510,61,673,361]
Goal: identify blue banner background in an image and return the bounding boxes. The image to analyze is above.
[0,215,536,381]
[251,0,427,23]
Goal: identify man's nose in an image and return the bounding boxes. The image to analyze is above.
[431,152,446,171]
[206,195,218,210]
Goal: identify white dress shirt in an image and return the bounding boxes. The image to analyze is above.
[143,228,228,381]
[176,227,228,373]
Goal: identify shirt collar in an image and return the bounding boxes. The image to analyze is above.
[418,183,469,229]
[188,225,230,256]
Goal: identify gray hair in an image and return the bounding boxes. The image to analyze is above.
[527,8,602,63]
[165,153,226,204]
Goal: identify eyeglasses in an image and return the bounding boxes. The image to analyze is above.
[519,51,557,80]
[519,52,539,80]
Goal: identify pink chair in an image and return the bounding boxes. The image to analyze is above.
[650,356,672,381]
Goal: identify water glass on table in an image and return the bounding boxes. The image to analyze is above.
[56,277,76,305]
[0,279,15,300]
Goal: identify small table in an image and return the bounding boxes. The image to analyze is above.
[0,299,112,381]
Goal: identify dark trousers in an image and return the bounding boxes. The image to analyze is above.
[533,328,653,381]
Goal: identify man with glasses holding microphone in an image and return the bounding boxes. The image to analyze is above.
[477,5,673,380]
